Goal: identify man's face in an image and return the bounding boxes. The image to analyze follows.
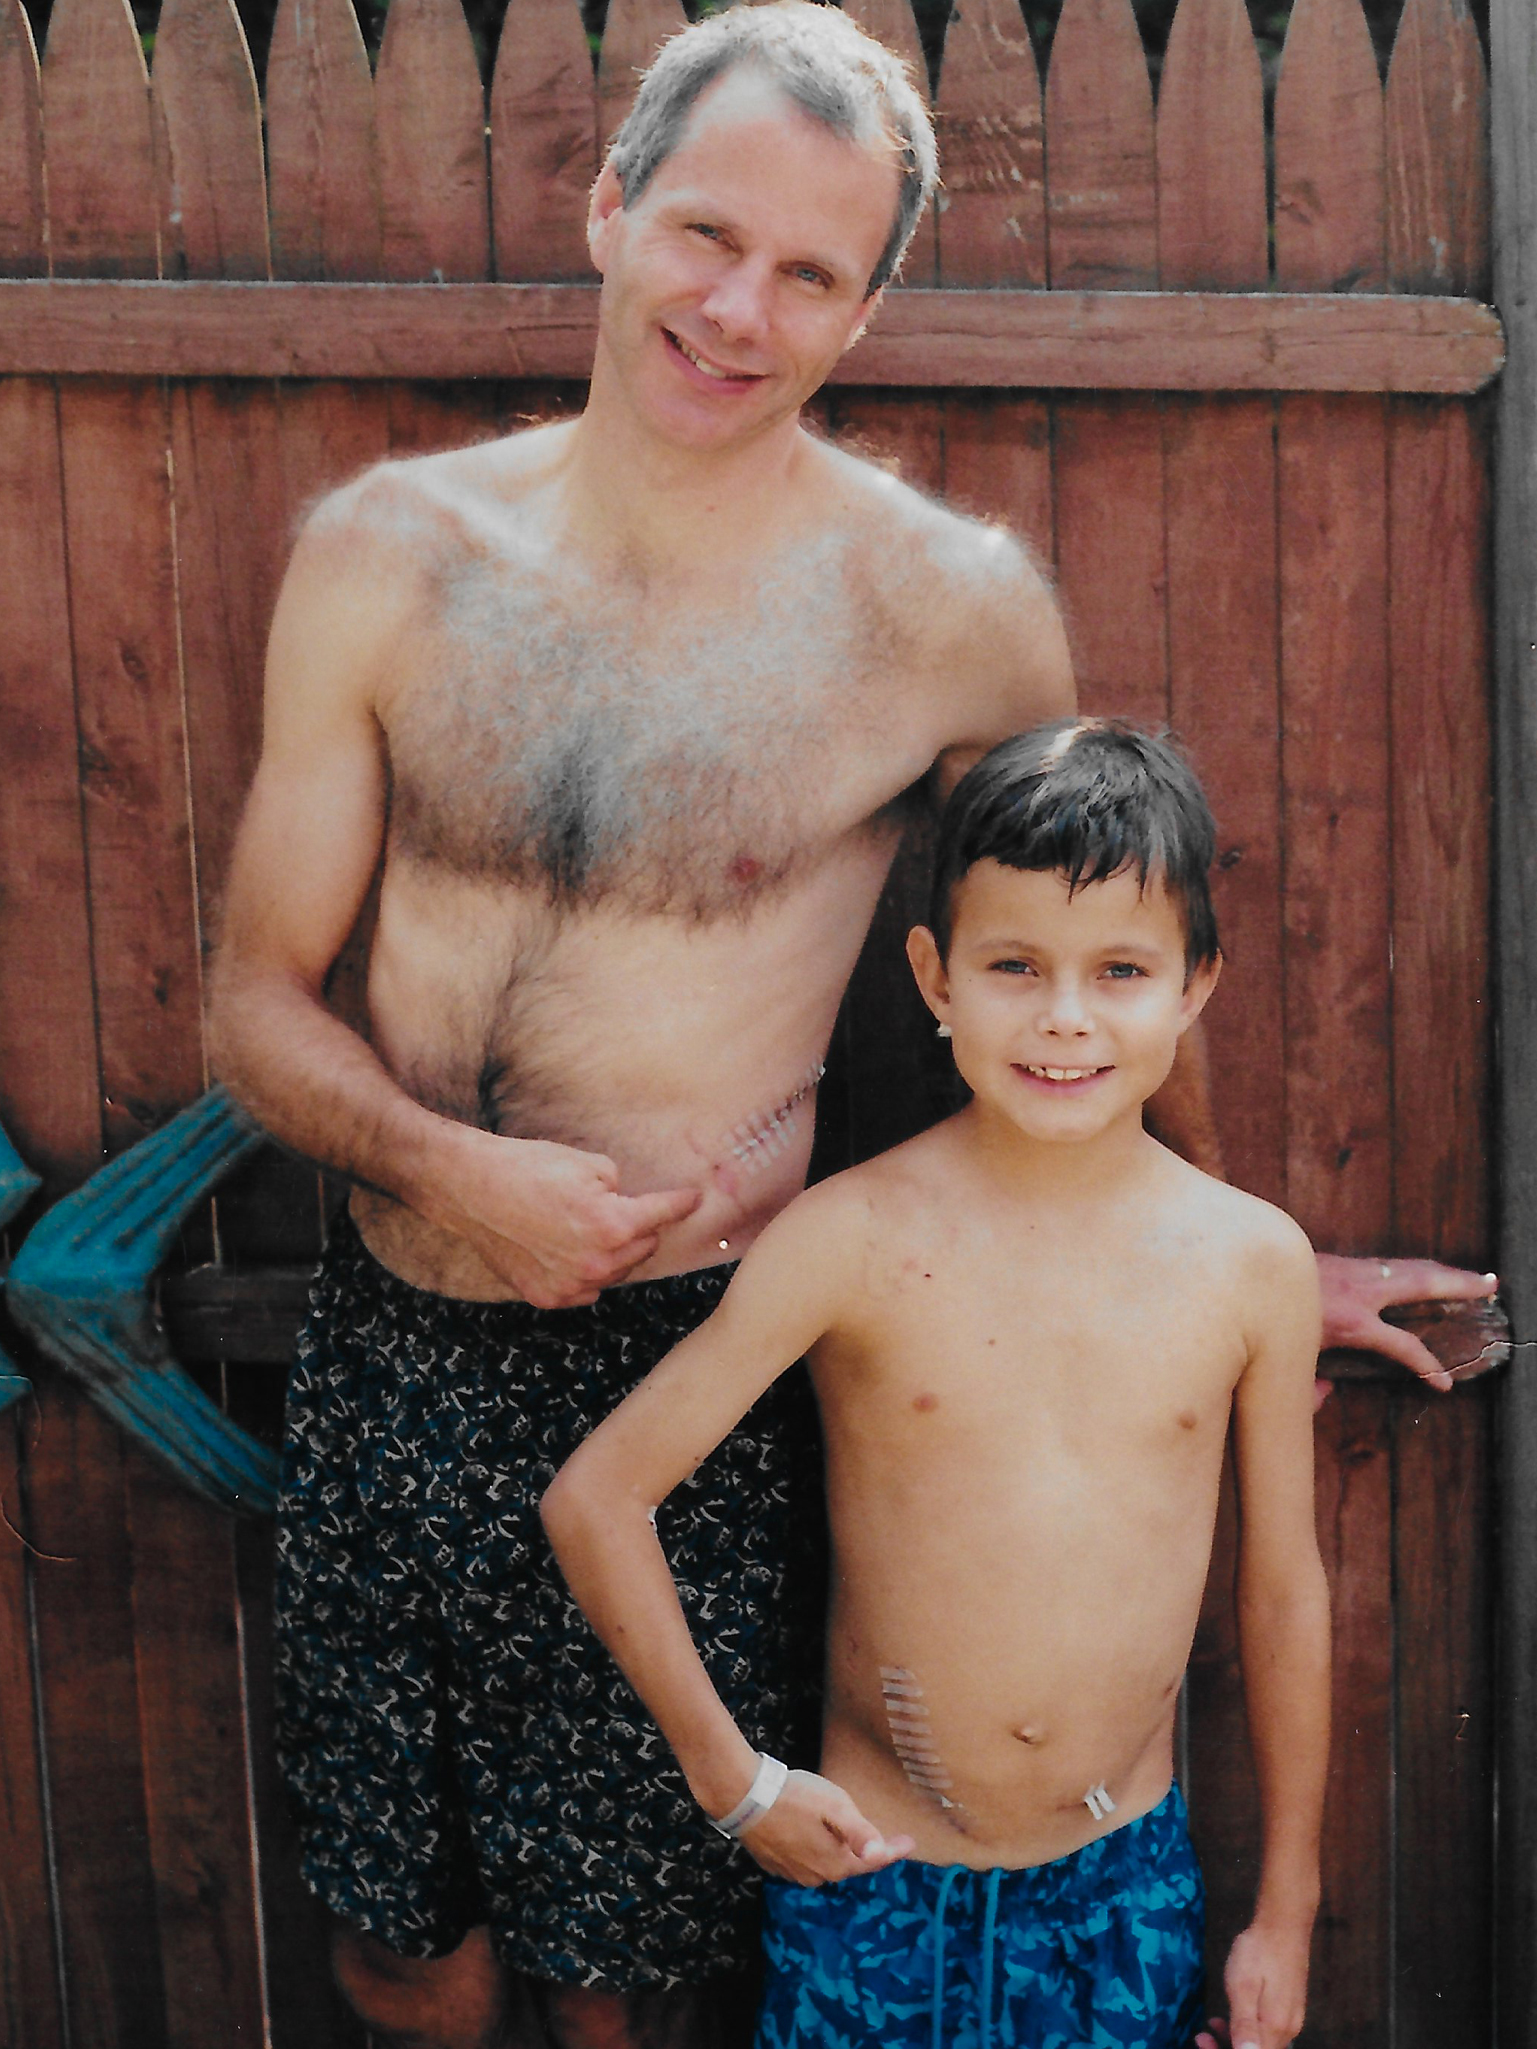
[587,69,902,451]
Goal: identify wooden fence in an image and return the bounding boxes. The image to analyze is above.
[0,0,1504,2041]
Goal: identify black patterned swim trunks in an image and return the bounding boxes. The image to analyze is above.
[274,1211,826,1992]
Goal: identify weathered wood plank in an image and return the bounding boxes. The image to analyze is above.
[0,1414,66,2049]
[940,392,1052,562]
[0,380,101,1193]
[1273,0,1385,293]
[26,1392,170,2049]
[1051,396,1166,726]
[0,280,1504,391]
[1043,0,1156,290]
[0,0,45,278]
[1388,398,1491,1265]
[376,0,490,284]
[1278,395,1392,1253]
[490,0,595,282]
[1312,1386,1394,2041]
[1394,1389,1494,2046]
[152,0,269,283]
[933,0,1044,288]
[1490,0,1537,2031]
[127,1469,265,2048]
[1386,0,1490,297]
[40,0,158,280]
[265,0,381,280]
[1156,0,1267,291]
[1163,397,1285,1207]
[843,0,928,100]
[597,0,682,153]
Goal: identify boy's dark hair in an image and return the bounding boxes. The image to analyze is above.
[928,718,1221,972]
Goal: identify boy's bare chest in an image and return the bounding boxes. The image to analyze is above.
[382,556,924,915]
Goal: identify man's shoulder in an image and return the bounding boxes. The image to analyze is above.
[306,422,569,552]
[814,434,1045,609]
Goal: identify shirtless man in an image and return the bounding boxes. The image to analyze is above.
[209,6,1490,2046]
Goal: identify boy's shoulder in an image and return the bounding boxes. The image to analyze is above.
[1156,1147,1318,1295]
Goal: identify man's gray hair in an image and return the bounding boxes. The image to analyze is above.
[607,1,938,297]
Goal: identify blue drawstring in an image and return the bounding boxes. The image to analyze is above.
[979,1866,1002,2049]
[930,1866,960,2049]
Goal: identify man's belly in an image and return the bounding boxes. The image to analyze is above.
[350,1056,826,1298]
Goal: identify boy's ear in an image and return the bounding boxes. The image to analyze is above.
[1178,952,1222,1032]
[906,925,950,1024]
[587,161,625,272]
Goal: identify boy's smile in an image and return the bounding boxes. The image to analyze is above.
[909,860,1219,1152]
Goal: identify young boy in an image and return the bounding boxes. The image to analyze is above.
[543,719,1330,2049]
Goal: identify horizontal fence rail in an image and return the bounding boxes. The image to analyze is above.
[0,278,1504,387]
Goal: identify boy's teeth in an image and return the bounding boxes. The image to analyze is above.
[1030,1065,1098,1080]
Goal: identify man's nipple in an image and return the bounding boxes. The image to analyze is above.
[728,852,762,887]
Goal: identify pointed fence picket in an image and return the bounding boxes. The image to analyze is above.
[0,0,1505,2041]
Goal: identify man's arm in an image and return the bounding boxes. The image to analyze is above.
[1215,1218,1331,2049]
[542,1189,912,1885]
[209,476,697,1308]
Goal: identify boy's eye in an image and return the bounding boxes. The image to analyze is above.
[989,958,1035,975]
[1103,961,1147,980]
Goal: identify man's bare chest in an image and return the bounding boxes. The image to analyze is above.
[382,560,925,915]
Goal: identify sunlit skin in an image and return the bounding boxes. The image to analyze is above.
[586,67,900,461]
[546,861,1330,2049]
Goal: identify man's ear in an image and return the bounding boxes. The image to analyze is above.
[1178,953,1222,1032]
[842,284,884,356]
[906,924,951,1025]
[587,161,625,273]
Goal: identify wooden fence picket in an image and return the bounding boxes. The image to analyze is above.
[1273,0,1385,292]
[0,14,75,2043]
[934,0,1044,288]
[1386,0,1489,296]
[1156,0,1267,290]
[490,0,596,281]
[0,0,44,276]
[41,0,158,278]
[153,0,269,281]
[265,0,381,281]
[597,0,684,151]
[1042,0,1156,291]
[1045,0,1164,736]
[377,0,490,284]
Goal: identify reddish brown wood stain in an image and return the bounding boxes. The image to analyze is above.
[0,0,1501,2037]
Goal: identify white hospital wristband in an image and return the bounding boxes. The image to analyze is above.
[707,1753,789,1839]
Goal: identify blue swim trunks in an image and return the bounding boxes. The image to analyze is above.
[756,1785,1204,2049]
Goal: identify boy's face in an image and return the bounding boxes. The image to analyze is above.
[907,860,1219,1148]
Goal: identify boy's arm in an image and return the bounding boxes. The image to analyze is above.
[1221,1219,1332,2049]
[541,1189,913,1886]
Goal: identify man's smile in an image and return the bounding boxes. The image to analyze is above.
[663,327,766,385]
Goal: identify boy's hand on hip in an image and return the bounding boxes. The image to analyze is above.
[738,1770,913,1887]
[1217,1921,1311,2049]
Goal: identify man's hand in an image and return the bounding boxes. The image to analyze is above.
[448,1130,701,1308]
[733,1770,913,1887]
[1194,1919,1311,2049]
[1316,1254,1499,1394]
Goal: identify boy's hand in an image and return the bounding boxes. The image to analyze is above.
[1202,1920,1311,2049]
[734,1770,914,1887]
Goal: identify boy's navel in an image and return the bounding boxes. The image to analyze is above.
[1012,1723,1046,1746]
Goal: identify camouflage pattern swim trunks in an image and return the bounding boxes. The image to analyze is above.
[274,1211,826,1992]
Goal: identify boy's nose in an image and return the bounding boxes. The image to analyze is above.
[1040,985,1093,1035]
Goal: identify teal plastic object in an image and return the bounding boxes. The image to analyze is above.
[6,1087,280,1513]
[0,1115,42,1417]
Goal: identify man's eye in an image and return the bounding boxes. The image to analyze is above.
[689,223,724,242]
[792,265,830,288]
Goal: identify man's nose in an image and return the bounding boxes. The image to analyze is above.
[701,258,773,342]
